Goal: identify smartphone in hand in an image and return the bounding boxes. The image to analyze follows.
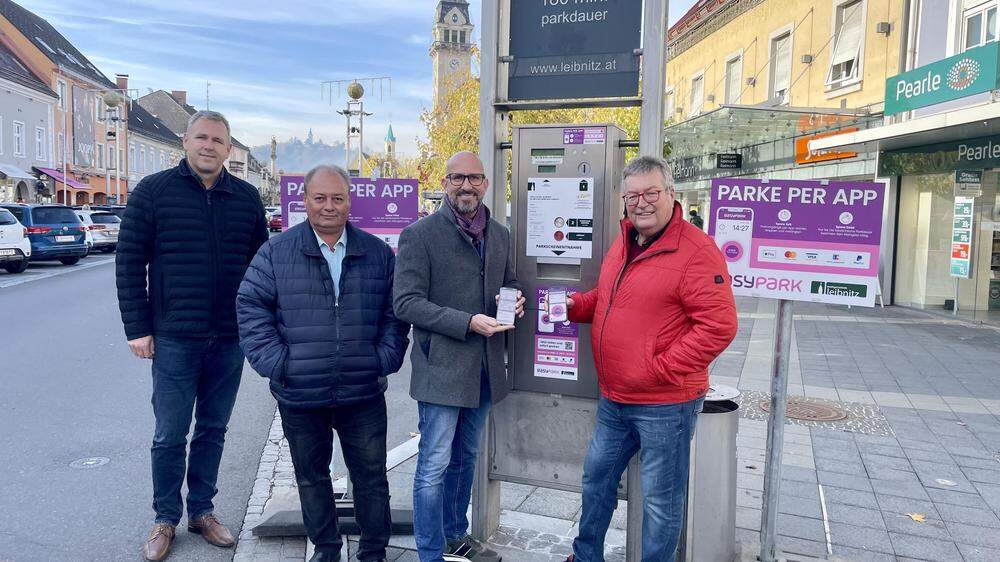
[548,290,568,323]
[497,287,519,325]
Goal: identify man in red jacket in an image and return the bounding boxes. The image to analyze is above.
[561,156,737,562]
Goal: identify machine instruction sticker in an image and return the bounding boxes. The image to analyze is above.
[526,177,595,258]
[562,128,606,145]
[534,288,579,381]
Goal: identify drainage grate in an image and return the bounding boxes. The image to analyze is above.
[759,398,849,422]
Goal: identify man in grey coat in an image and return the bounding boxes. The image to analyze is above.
[394,151,523,562]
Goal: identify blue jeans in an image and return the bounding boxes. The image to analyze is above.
[150,335,244,525]
[413,374,492,562]
[573,396,705,562]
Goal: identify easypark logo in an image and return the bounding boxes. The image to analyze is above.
[733,274,803,292]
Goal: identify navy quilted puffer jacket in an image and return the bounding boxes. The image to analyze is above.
[237,221,410,408]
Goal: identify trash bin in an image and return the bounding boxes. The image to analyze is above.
[677,384,739,562]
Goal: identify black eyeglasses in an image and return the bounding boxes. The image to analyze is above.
[622,189,663,207]
[446,173,486,187]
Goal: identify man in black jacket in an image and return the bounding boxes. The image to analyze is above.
[116,110,268,561]
[237,165,409,562]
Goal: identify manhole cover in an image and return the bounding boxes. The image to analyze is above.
[69,456,109,469]
[759,398,848,422]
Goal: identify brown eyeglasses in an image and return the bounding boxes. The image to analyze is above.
[622,189,663,207]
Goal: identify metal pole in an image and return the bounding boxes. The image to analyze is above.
[626,2,668,559]
[954,279,960,316]
[638,0,669,157]
[760,298,794,562]
[115,112,121,203]
[358,101,365,175]
[473,0,504,544]
[63,100,69,205]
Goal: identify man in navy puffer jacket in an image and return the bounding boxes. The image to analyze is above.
[237,164,409,562]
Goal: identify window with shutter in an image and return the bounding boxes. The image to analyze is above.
[770,33,792,103]
[827,1,864,87]
[725,57,742,104]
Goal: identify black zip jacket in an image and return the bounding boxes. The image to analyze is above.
[116,158,268,340]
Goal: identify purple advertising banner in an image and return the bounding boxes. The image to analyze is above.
[279,175,419,250]
[709,178,885,306]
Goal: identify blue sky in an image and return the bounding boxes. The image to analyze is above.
[21,0,697,156]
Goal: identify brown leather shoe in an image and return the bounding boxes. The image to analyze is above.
[141,523,175,561]
[187,513,235,547]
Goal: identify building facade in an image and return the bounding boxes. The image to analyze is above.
[662,0,905,294]
[0,40,55,203]
[813,0,1000,320]
[430,0,474,110]
[0,0,129,205]
[126,100,182,186]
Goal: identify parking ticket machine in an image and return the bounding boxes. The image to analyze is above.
[486,124,626,492]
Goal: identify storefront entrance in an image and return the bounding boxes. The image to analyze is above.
[892,168,1000,323]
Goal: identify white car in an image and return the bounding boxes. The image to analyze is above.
[75,210,121,253]
[0,207,31,273]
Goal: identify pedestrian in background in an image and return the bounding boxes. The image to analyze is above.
[688,208,704,229]
[393,151,524,562]
[558,156,737,562]
[237,164,409,562]
[116,110,268,561]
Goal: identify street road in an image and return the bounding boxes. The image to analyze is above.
[0,255,418,561]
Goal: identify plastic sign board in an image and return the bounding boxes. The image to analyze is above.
[507,0,642,101]
[716,153,742,169]
[709,178,885,307]
[795,127,859,165]
[279,175,419,251]
[884,42,1000,116]
[525,177,595,258]
[950,197,975,278]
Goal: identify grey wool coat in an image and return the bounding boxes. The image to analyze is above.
[393,203,518,408]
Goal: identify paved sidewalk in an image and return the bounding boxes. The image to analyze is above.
[240,298,1000,562]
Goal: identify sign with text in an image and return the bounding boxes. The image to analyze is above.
[716,153,742,169]
[507,0,642,101]
[884,42,1000,116]
[951,197,975,278]
[279,175,419,250]
[795,127,859,164]
[880,134,1000,175]
[72,85,95,168]
[709,178,885,307]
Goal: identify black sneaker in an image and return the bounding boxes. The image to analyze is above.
[446,535,501,561]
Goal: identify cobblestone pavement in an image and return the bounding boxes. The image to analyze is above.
[240,298,1000,561]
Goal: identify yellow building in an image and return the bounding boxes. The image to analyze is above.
[663,0,907,214]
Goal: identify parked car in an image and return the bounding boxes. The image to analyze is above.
[268,212,283,232]
[75,210,120,253]
[0,204,88,265]
[265,206,280,221]
[0,207,31,273]
[84,204,127,219]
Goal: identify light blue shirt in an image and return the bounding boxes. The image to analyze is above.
[314,227,348,300]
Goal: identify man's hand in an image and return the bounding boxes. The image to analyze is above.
[494,290,527,318]
[470,314,515,337]
[543,294,576,311]
[128,336,155,359]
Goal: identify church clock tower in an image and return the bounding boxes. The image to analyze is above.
[430,1,473,111]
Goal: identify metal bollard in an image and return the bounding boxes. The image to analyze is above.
[677,385,740,562]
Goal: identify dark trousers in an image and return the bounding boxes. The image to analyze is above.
[279,396,391,561]
[150,335,244,525]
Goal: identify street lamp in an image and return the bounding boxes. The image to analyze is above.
[99,90,126,205]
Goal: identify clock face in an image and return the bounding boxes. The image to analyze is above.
[450,59,460,70]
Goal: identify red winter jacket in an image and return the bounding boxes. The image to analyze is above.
[568,202,738,404]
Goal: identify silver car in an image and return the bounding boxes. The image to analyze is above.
[75,210,121,253]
